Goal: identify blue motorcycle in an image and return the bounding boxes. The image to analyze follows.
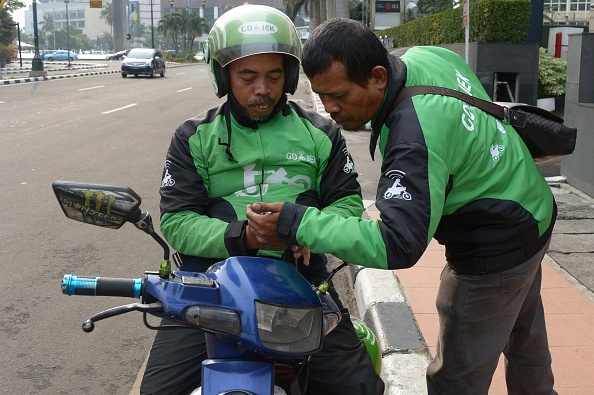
[53,181,378,395]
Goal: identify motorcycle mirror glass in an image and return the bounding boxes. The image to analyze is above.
[52,181,142,229]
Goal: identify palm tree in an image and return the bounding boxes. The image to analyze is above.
[188,13,209,53]
[41,13,55,49]
[100,1,114,48]
[177,9,191,51]
[284,0,308,22]
[158,13,182,55]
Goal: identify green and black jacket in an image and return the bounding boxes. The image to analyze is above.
[276,46,556,270]
[159,93,363,270]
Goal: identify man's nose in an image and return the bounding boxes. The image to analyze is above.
[253,78,271,95]
[321,96,339,114]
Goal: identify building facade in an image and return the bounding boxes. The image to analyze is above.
[544,0,591,26]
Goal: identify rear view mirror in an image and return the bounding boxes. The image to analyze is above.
[52,181,142,229]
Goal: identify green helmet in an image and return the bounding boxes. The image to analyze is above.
[204,5,302,98]
[351,316,382,375]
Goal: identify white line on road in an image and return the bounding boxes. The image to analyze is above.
[176,87,193,93]
[79,85,105,91]
[101,103,137,114]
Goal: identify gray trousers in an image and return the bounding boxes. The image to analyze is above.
[426,242,557,395]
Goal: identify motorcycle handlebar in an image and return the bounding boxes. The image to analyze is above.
[62,274,143,299]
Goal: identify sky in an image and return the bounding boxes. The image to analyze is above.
[12,0,33,27]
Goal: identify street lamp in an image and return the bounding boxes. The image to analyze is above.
[150,0,155,48]
[186,0,192,59]
[7,22,22,67]
[64,0,71,67]
[30,0,46,77]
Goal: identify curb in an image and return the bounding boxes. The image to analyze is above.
[356,202,431,394]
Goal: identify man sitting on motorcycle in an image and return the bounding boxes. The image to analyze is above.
[140,5,384,395]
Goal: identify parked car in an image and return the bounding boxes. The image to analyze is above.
[121,48,166,78]
[45,50,78,61]
[40,50,57,60]
[106,49,129,60]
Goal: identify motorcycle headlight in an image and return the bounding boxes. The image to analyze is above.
[255,301,322,354]
[184,305,241,335]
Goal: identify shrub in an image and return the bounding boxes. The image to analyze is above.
[538,47,567,98]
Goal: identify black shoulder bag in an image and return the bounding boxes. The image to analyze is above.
[393,86,577,162]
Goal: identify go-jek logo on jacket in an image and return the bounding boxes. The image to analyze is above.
[383,170,412,201]
[235,164,311,197]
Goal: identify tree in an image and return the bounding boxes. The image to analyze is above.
[417,0,452,16]
[0,5,19,67]
[54,25,92,52]
[1,0,25,13]
[349,0,370,24]
[40,12,55,49]
[158,12,182,55]
[100,0,114,48]
[130,18,147,46]
[284,0,308,22]
[188,13,208,52]
[97,31,113,51]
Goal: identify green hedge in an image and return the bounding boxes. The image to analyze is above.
[380,0,531,47]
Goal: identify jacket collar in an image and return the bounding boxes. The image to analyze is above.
[369,54,407,159]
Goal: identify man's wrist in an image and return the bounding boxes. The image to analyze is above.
[224,220,258,256]
[278,203,308,245]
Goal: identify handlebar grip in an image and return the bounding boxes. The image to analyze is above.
[62,274,142,299]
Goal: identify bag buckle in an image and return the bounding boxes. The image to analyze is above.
[502,107,510,124]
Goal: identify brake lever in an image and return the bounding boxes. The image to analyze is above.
[82,301,163,333]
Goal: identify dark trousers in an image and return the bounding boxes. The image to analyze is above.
[140,271,384,395]
[426,241,557,395]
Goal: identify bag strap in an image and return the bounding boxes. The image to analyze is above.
[393,85,507,121]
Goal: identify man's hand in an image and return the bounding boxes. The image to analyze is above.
[246,202,311,266]
[246,202,283,241]
[244,222,288,251]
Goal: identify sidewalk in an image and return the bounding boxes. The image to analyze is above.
[360,175,594,395]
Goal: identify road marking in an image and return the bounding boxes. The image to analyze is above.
[101,103,137,114]
[79,85,105,91]
[176,87,193,93]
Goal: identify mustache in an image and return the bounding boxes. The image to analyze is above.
[247,97,275,107]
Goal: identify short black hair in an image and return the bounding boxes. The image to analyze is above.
[302,18,390,88]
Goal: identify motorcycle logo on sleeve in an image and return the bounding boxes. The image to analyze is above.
[161,160,176,188]
[383,170,412,201]
[343,148,356,174]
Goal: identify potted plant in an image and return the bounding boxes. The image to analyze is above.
[537,47,567,111]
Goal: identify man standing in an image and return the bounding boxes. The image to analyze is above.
[141,8,384,395]
[247,18,557,394]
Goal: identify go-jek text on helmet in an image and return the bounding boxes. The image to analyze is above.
[204,4,302,98]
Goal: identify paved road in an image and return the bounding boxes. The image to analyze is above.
[0,65,218,394]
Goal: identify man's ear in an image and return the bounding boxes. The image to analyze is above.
[370,66,388,90]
